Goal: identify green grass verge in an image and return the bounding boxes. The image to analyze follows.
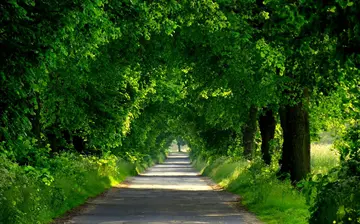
[192,142,339,224]
[193,156,310,224]
[0,152,165,224]
[135,152,167,174]
[311,142,339,174]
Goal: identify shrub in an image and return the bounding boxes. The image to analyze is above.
[0,152,136,224]
[307,160,360,224]
[192,155,309,224]
[308,124,360,224]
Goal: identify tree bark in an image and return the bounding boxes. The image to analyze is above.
[47,132,59,152]
[0,96,6,142]
[31,94,42,143]
[279,101,311,182]
[259,109,276,165]
[73,135,86,153]
[242,106,258,159]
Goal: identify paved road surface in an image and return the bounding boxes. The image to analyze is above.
[66,153,260,224]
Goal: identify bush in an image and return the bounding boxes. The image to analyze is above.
[192,155,309,224]
[308,123,360,224]
[307,160,360,224]
[0,152,136,224]
[191,130,352,224]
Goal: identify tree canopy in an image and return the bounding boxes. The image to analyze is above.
[1,0,359,223]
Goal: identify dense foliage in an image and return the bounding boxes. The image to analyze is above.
[1,0,359,223]
[0,153,134,223]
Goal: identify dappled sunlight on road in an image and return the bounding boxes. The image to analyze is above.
[140,172,199,176]
[127,183,212,191]
[162,161,192,165]
[69,152,261,224]
[99,222,210,224]
[130,153,211,190]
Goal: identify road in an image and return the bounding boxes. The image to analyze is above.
[65,152,261,224]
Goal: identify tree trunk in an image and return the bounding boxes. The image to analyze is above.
[31,95,41,143]
[279,102,310,182]
[259,109,276,165]
[47,132,59,152]
[242,106,258,159]
[73,135,86,153]
[0,98,6,142]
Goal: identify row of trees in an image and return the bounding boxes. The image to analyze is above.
[1,0,359,223]
[174,0,359,182]
[1,0,221,163]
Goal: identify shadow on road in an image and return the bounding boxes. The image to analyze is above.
[57,152,261,224]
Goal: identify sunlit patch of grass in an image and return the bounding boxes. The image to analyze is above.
[192,132,341,224]
[193,157,309,224]
[193,158,208,174]
[0,152,166,224]
[218,165,243,187]
[311,132,339,174]
[311,143,339,174]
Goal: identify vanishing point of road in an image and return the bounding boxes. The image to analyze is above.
[62,152,261,224]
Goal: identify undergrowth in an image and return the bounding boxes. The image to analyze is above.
[192,141,340,224]
[193,156,309,224]
[0,151,165,224]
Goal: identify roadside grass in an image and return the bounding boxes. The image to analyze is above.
[311,142,339,174]
[136,152,167,174]
[193,156,308,224]
[192,135,340,224]
[0,152,165,224]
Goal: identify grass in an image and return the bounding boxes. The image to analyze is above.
[0,152,166,224]
[135,152,167,174]
[192,133,340,224]
[193,157,310,224]
[311,142,339,174]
